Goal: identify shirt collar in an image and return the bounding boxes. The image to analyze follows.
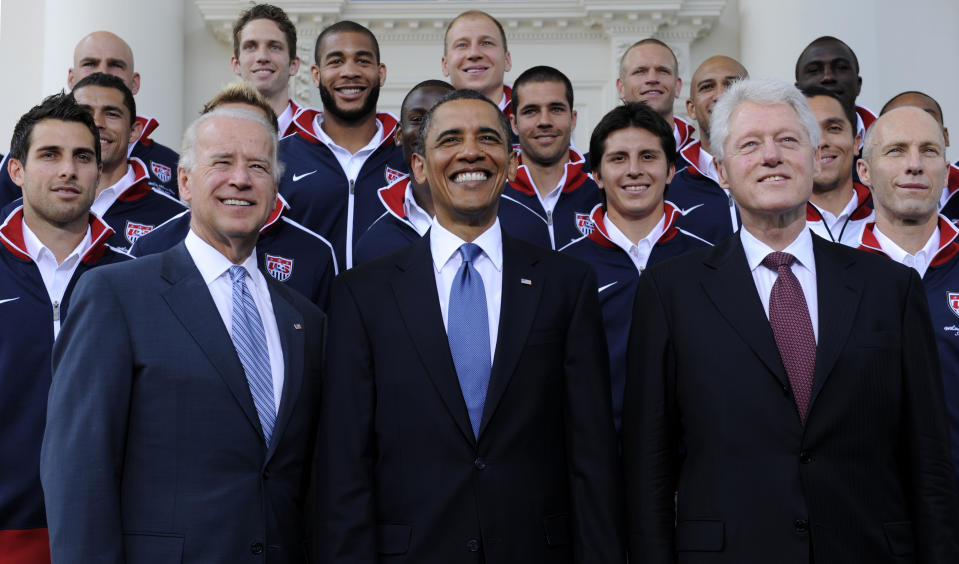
[184,229,258,285]
[22,218,92,266]
[741,225,816,275]
[312,113,384,155]
[430,217,503,273]
[872,224,940,266]
[603,210,666,252]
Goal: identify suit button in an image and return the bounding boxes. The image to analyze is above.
[799,451,812,464]
[473,458,487,470]
[794,519,808,533]
[466,539,480,552]
[251,542,264,555]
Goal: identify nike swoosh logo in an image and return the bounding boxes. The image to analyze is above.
[0,297,20,305]
[681,203,705,215]
[292,170,317,182]
[598,282,617,293]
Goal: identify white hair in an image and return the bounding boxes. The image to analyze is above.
[709,78,820,161]
[178,107,284,183]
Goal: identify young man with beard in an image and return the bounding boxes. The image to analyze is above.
[498,65,601,250]
[278,21,403,270]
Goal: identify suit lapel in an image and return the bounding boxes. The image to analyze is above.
[700,234,787,386]
[479,234,542,437]
[392,235,477,445]
[160,243,264,439]
[264,278,305,461]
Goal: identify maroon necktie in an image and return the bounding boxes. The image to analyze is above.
[762,252,816,423]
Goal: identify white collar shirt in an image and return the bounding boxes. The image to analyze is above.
[696,143,722,186]
[604,211,666,275]
[809,190,860,242]
[404,182,433,236]
[313,113,384,181]
[22,220,92,338]
[277,100,296,138]
[873,225,940,279]
[90,164,136,219]
[184,229,284,413]
[431,218,503,364]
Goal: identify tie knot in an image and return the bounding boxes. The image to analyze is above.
[762,251,796,271]
[228,265,247,282]
[459,243,483,264]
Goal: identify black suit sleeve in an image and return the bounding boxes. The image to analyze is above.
[40,270,131,564]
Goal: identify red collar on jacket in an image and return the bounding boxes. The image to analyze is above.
[508,148,589,196]
[260,194,289,234]
[500,84,514,120]
[674,116,696,149]
[280,99,302,138]
[806,182,873,221]
[858,215,959,267]
[114,158,153,202]
[377,175,413,220]
[0,206,115,263]
[856,105,877,132]
[585,200,683,248]
[679,139,712,178]
[291,107,398,148]
[133,115,160,147]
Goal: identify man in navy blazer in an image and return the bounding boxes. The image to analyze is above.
[316,90,624,563]
[40,106,325,563]
[623,79,959,563]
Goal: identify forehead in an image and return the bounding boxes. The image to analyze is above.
[239,18,288,44]
[515,80,569,105]
[604,126,664,152]
[624,43,675,69]
[74,34,132,64]
[27,119,96,153]
[728,102,806,137]
[873,109,943,146]
[799,42,854,66]
[404,86,451,115]
[318,30,376,58]
[446,15,502,45]
[196,116,272,154]
[885,94,942,123]
[693,58,746,84]
[428,99,504,138]
[73,84,127,108]
[807,95,847,121]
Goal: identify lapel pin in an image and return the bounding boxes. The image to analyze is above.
[521,278,532,286]
[293,323,302,330]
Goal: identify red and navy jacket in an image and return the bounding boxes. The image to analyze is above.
[0,204,130,563]
[277,108,404,270]
[938,163,959,222]
[668,140,740,245]
[354,174,429,266]
[129,195,337,309]
[560,201,711,433]
[806,181,874,247]
[499,148,601,250]
[858,216,959,483]
[98,158,187,251]
[280,99,302,139]
[129,115,180,199]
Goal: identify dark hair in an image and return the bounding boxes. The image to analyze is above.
[589,102,675,174]
[881,90,944,122]
[9,92,101,166]
[445,10,508,54]
[511,65,574,114]
[416,89,511,155]
[71,72,137,126]
[401,80,455,120]
[233,3,297,60]
[620,38,678,76]
[315,20,380,65]
[801,86,858,136]
[795,36,860,77]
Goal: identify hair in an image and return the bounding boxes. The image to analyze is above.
[588,102,675,174]
[202,81,279,132]
[510,65,574,114]
[709,79,819,161]
[9,91,101,166]
[401,79,455,119]
[881,90,944,123]
[444,10,508,54]
[795,36,860,78]
[800,86,858,137]
[179,107,284,183]
[71,72,136,126]
[232,3,297,60]
[620,38,678,79]
[315,20,380,65]
[415,89,512,155]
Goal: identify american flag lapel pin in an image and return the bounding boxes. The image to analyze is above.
[293,323,303,330]
[521,278,532,286]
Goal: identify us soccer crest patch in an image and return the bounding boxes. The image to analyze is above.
[124,221,154,244]
[266,254,293,282]
[948,292,959,319]
[384,166,405,185]
[150,161,172,183]
[575,213,595,236]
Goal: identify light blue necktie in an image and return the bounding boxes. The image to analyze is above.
[229,265,276,445]
[447,243,491,438]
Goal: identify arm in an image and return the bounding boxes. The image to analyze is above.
[564,265,626,564]
[40,269,132,564]
[622,271,679,564]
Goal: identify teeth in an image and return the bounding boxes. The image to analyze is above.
[454,171,488,183]
[761,175,786,182]
[340,88,361,94]
[466,68,486,74]
[623,185,649,192]
[223,199,252,206]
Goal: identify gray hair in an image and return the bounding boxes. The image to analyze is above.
[179,107,284,184]
[709,78,819,161]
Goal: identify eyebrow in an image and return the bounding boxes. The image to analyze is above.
[323,49,375,60]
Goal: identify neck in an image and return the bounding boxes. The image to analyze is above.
[321,110,378,154]
[23,211,87,264]
[98,159,128,194]
[875,208,939,255]
[698,133,712,156]
[266,91,290,122]
[437,211,497,243]
[662,111,674,126]
[410,179,435,217]
[190,223,258,265]
[483,85,505,107]
[741,208,807,251]
[810,178,854,216]
[525,157,567,199]
[609,204,664,246]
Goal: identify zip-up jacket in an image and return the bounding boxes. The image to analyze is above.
[806,181,874,247]
[130,115,180,198]
[353,175,428,265]
[938,163,959,221]
[97,158,187,251]
[669,140,740,245]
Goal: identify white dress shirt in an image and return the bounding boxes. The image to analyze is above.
[22,220,92,338]
[431,218,503,364]
[604,211,666,274]
[808,189,864,246]
[741,226,819,343]
[313,113,384,181]
[403,182,433,236]
[90,164,136,219]
[277,100,296,138]
[184,230,284,412]
[873,225,940,279]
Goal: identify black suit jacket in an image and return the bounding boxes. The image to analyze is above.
[316,230,624,563]
[623,231,959,563]
[40,243,326,564]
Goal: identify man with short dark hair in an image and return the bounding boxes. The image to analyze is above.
[317,89,624,563]
[0,93,129,564]
[279,21,403,270]
[231,3,302,137]
[71,73,185,250]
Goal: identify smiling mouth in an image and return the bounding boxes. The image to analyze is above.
[222,199,253,206]
[622,184,650,192]
[641,89,664,96]
[52,185,81,195]
[465,66,489,74]
[819,155,837,164]
[453,171,490,183]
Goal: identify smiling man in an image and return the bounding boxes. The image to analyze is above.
[278,20,403,269]
[317,89,624,563]
[623,79,959,563]
[41,106,326,564]
[443,11,512,115]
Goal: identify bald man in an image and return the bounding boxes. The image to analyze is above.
[667,55,748,245]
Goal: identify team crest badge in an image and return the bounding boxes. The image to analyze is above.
[125,221,154,244]
[575,213,595,236]
[384,166,404,185]
[266,254,294,282]
[150,161,172,183]
[948,292,959,319]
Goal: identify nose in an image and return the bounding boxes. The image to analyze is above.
[255,45,270,62]
[905,147,924,175]
[459,135,484,162]
[229,162,253,188]
[820,67,835,84]
[760,139,783,165]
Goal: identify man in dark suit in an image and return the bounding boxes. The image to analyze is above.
[622,78,959,563]
[316,89,624,563]
[40,106,325,563]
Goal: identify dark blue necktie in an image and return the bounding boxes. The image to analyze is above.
[229,265,276,444]
[447,243,491,438]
